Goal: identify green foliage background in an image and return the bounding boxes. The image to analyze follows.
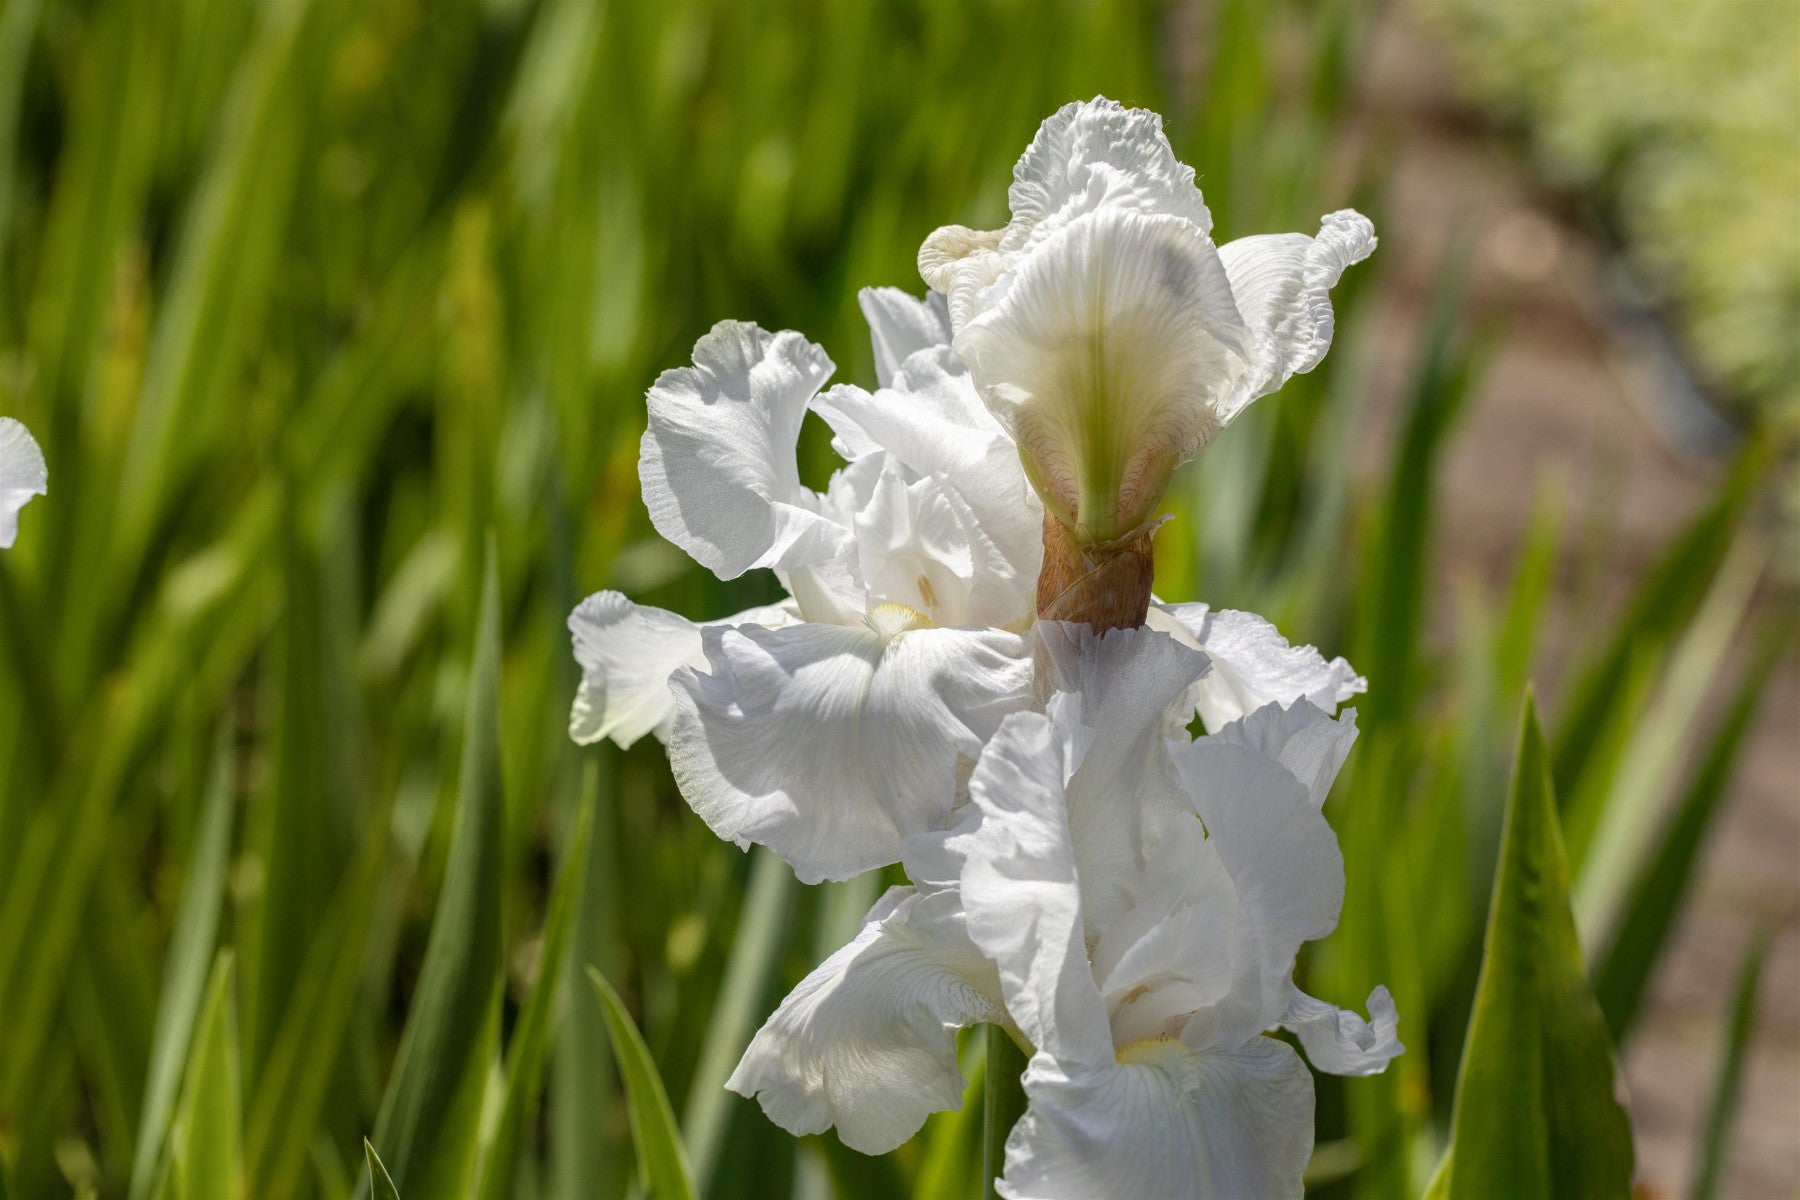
[0,0,1785,1197]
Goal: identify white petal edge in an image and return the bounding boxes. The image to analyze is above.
[998,1036,1313,1200]
[858,287,953,389]
[638,320,851,581]
[566,591,795,747]
[1208,699,1360,812]
[0,417,48,549]
[728,886,1004,1154]
[1150,602,1364,731]
[1282,984,1404,1078]
[1215,209,1377,425]
[668,620,1033,883]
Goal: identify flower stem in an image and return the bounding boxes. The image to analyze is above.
[981,1024,1028,1199]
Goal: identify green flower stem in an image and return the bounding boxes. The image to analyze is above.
[982,1024,1029,1200]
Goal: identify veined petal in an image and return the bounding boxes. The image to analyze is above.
[1150,602,1364,731]
[1208,699,1359,812]
[954,208,1250,542]
[639,321,851,580]
[1282,985,1404,1078]
[957,697,1114,1066]
[1215,210,1377,425]
[0,417,47,549]
[858,287,953,389]
[999,1036,1312,1200]
[566,591,795,748]
[668,621,1033,883]
[1170,739,1345,1048]
[728,886,1003,1154]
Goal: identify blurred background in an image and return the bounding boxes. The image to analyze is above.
[0,0,1793,1197]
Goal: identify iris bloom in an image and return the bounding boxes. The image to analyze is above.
[921,97,1374,624]
[0,418,46,549]
[727,627,1399,1195]
[569,304,1361,883]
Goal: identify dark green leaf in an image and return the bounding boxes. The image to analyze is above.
[1692,923,1775,1200]
[363,1140,400,1200]
[1430,694,1634,1199]
[169,953,242,1200]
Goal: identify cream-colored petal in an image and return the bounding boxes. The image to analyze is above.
[954,209,1249,541]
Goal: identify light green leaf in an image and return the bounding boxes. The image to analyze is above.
[1431,694,1634,1199]
[130,726,237,1200]
[587,966,698,1200]
[362,1140,399,1200]
[168,953,242,1200]
[360,548,507,1200]
[474,775,596,1200]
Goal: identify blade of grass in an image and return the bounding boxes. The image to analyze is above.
[1592,621,1790,1040]
[588,966,699,1200]
[1691,923,1776,1200]
[359,547,507,1200]
[1575,533,1768,948]
[681,846,795,1190]
[167,952,242,1200]
[473,774,596,1200]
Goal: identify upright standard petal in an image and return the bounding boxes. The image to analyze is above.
[1151,602,1364,731]
[0,417,47,549]
[1207,699,1360,812]
[668,619,1033,883]
[953,209,1250,542]
[639,321,851,581]
[567,591,796,747]
[858,287,953,389]
[728,887,1004,1154]
[1214,209,1377,425]
[1282,984,1404,1078]
[1000,1037,1314,1200]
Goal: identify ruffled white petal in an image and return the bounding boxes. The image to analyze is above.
[858,287,953,389]
[1208,699,1359,811]
[566,591,796,747]
[1215,210,1377,425]
[1150,602,1364,731]
[0,418,47,549]
[999,1036,1313,1200]
[1170,739,1345,1048]
[816,355,1040,627]
[1005,97,1215,250]
[727,886,1003,1154]
[668,620,1033,883]
[639,321,851,581]
[1034,622,1212,932]
[952,208,1249,540]
[956,697,1114,1066]
[1282,984,1404,1078]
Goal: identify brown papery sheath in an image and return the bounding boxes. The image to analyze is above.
[1034,513,1155,634]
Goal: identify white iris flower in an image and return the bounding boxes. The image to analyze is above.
[569,301,1361,884]
[726,627,1399,1192]
[0,418,47,549]
[920,97,1375,550]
